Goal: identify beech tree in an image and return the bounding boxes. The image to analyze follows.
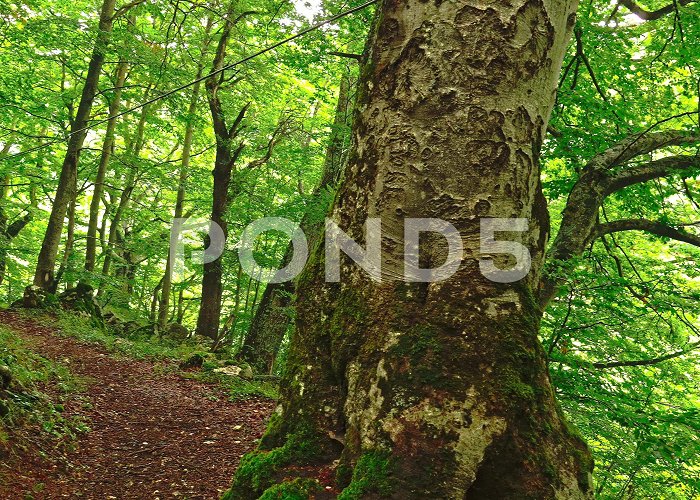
[228,0,700,498]
[3,0,698,495]
[32,0,120,290]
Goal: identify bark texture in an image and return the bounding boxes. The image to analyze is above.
[231,0,594,498]
[33,0,117,290]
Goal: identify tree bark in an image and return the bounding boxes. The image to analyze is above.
[230,1,593,498]
[240,72,354,373]
[85,60,128,274]
[33,0,117,290]
[53,191,77,292]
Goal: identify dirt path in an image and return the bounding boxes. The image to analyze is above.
[0,310,275,499]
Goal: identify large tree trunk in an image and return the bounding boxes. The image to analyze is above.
[33,0,117,290]
[195,2,247,340]
[230,1,593,498]
[85,60,128,275]
[240,72,354,373]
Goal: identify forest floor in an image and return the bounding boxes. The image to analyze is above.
[0,310,275,499]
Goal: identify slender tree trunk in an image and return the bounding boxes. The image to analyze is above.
[33,0,117,290]
[230,1,593,498]
[99,102,150,294]
[195,2,247,340]
[158,21,212,330]
[240,72,354,373]
[0,146,38,286]
[85,60,128,274]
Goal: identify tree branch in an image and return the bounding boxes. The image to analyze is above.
[6,212,33,238]
[328,51,363,61]
[246,115,293,169]
[586,130,700,172]
[113,0,147,19]
[541,128,700,309]
[605,154,700,193]
[592,218,700,247]
[591,340,700,369]
[227,102,250,140]
[618,0,694,21]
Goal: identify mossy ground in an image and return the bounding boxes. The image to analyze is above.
[259,478,322,499]
[0,323,88,459]
[222,428,320,499]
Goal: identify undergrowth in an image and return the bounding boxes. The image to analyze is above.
[0,324,88,456]
[22,309,279,401]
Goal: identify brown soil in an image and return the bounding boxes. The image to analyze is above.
[0,310,275,499]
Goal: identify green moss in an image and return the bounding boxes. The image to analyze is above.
[389,324,439,359]
[338,450,393,500]
[383,324,458,394]
[0,324,88,454]
[502,370,536,402]
[335,461,353,489]
[259,478,321,499]
[259,410,283,449]
[224,428,319,499]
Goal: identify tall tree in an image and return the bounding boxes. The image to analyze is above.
[157,19,213,331]
[195,2,249,340]
[33,0,118,290]
[229,0,595,497]
[99,99,151,296]
[84,60,129,275]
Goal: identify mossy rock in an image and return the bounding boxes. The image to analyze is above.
[179,352,207,370]
[58,284,103,325]
[12,286,52,309]
[164,323,190,341]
